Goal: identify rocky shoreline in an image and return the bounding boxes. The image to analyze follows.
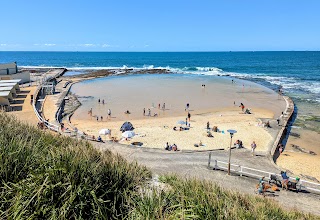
[67,68,171,79]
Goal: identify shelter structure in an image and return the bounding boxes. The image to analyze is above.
[0,62,30,84]
[0,82,20,92]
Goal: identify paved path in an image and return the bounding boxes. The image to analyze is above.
[94,142,320,216]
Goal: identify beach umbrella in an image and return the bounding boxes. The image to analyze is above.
[177,120,185,125]
[122,131,135,138]
[99,128,111,135]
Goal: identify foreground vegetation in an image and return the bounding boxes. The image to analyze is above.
[0,112,317,219]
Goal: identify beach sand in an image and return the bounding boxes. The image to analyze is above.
[71,107,276,151]
[277,129,320,181]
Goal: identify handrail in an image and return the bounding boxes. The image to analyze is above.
[32,70,63,132]
[208,154,320,194]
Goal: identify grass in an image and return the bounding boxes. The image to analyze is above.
[128,175,316,219]
[0,112,318,219]
[0,112,151,219]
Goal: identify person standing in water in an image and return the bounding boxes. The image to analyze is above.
[107,109,111,119]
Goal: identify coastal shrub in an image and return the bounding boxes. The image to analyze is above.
[0,112,151,219]
[128,175,316,219]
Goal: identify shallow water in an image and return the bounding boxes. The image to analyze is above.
[71,74,285,121]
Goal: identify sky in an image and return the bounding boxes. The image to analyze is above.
[0,0,319,51]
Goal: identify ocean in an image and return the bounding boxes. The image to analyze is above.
[1,51,319,131]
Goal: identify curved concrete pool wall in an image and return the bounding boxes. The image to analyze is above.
[270,96,295,162]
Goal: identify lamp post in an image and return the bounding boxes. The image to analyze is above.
[227,129,237,175]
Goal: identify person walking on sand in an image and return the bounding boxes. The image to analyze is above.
[102,99,105,104]
[148,108,151,116]
[143,108,146,116]
[188,112,191,122]
[98,98,100,104]
[185,103,189,111]
[162,103,166,110]
[101,116,103,121]
[251,141,257,156]
[107,109,111,119]
[239,103,245,112]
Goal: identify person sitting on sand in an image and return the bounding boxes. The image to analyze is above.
[124,110,131,114]
[207,131,213,137]
[97,136,104,143]
[165,142,170,150]
[153,113,158,117]
[207,121,210,130]
[179,127,183,131]
[92,135,96,141]
[172,144,178,151]
[199,140,203,146]
[173,126,177,131]
[234,140,243,148]
[265,121,271,128]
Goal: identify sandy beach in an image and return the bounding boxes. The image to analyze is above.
[277,129,320,180]
[71,107,277,151]
[68,74,285,152]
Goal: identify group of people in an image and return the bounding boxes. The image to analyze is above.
[156,103,166,110]
[165,142,178,151]
[257,171,300,196]
[98,98,105,105]
[88,107,112,120]
[143,108,158,117]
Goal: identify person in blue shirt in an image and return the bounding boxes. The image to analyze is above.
[281,171,289,190]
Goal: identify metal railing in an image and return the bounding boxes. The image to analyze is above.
[32,70,61,132]
[208,154,320,194]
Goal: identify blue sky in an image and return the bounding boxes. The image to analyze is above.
[0,0,319,51]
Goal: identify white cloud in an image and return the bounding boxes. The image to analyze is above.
[81,44,95,47]
[0,44,7,46]
[144,44,150,47]
[44,43,56,46]
[102,44,111,48]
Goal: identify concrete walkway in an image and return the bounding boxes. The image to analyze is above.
[94,142,320,216]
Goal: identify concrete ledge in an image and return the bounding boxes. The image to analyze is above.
[269,96,295,163]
